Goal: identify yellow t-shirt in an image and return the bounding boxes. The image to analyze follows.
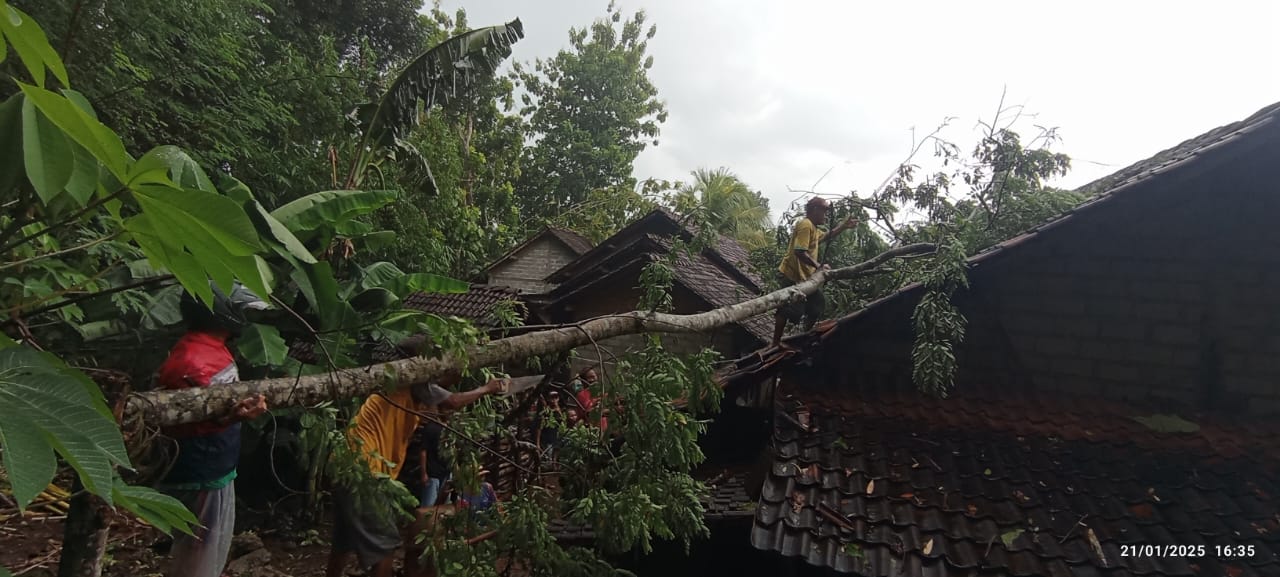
[347,388,437,478]
[778,217,825,282]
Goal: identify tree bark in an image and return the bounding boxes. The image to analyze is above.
[122,244,934,427]
[57,481,111,577]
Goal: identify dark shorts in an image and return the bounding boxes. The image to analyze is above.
[331,484,402,569]
[775,273,826,328]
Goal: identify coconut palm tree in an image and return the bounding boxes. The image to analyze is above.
[671,167,772,249]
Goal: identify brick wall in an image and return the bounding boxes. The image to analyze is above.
[818,156,1280,415]
[487,237,578,293]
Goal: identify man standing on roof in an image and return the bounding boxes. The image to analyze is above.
[773,197,857,346]
[158,281,270,577]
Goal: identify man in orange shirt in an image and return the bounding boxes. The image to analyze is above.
[325,372,505,577]
[773,197,857,346]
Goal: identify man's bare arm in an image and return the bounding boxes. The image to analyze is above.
[796,249,821,270]
[438,379,503,411]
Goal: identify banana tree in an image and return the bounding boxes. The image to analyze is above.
[345,19,524,192]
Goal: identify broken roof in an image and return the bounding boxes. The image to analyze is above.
[545,231,772,343]
[753,385,1280,576]
[545,207,764,291]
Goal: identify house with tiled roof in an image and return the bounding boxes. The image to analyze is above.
[479,226,594,293]
[538,207,772,374]
[713,102,1280,576]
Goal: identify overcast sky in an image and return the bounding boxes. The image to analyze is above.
[440,0,1279,222]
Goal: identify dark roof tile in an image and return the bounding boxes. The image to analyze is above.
[400,284,524,328]
[752,387,1280,575]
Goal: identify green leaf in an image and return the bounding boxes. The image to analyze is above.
[999,528,1025,548]
[270,189,398,240]
[250,201,316,264]
[60,89,97,120]
[0,347,129,505]
[0,93,24,194]
[64,140,98,206]
[1131,414,1200,433]
[350,287,398,312]
[132,184,263,256]
[112,480,198,536]
[21,94,71,203]
[356,20,523,185]
[140,284,184,330]
[358,261,406,291]
[0,5,68,88]
[382,273,469,297]
[354,230,396,252]
[129,146,215,192]
[18,83,129,179]
[0,403,55,510]
[238,323,287,367]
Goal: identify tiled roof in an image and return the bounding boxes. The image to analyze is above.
[549,471,757,541]
[546,208,764,291]
[546,227,594,256]
[752,386,1280,576]
[546,233,771,345]
[401,285,524,328]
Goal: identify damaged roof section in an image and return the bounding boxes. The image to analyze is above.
[752,386,1280,576]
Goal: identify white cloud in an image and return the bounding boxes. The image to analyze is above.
[441,0,1280,223]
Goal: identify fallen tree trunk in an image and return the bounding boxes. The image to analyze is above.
[123,243,934,427]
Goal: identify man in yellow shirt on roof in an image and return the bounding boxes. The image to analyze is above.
[773,196,857,346]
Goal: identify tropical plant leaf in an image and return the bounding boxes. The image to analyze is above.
[350,287,398,312]
[0,93,25,194]
[140,284,184,330]
[354,230,396,252]
[382,273,469,297]
[270,189,398,241]
[132,185,261,255]
[20,94,72,203]
[250,201,316,264]
[0,347,129,505]
[0,400,55,510]
[59,89,97,120]
[64,140,97,206]
[238,323,288,367]
[357,261,406,291]
[129,145,216,192]
[112,480,198,535]
[18,83,129,179]
[358,20,523,153]
[0,4,68,88]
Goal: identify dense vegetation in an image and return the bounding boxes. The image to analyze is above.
[0,2,1081,576]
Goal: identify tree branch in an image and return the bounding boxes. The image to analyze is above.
[0,232,121,271]
[123,243,936,427]
[0,188,129,254]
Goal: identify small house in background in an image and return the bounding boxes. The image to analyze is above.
[719,102,1280,575]
[537,207,772,375]
[479,226,594,293]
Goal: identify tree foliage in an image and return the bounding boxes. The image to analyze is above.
[668,168,772,250]
[514,1,667,222]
